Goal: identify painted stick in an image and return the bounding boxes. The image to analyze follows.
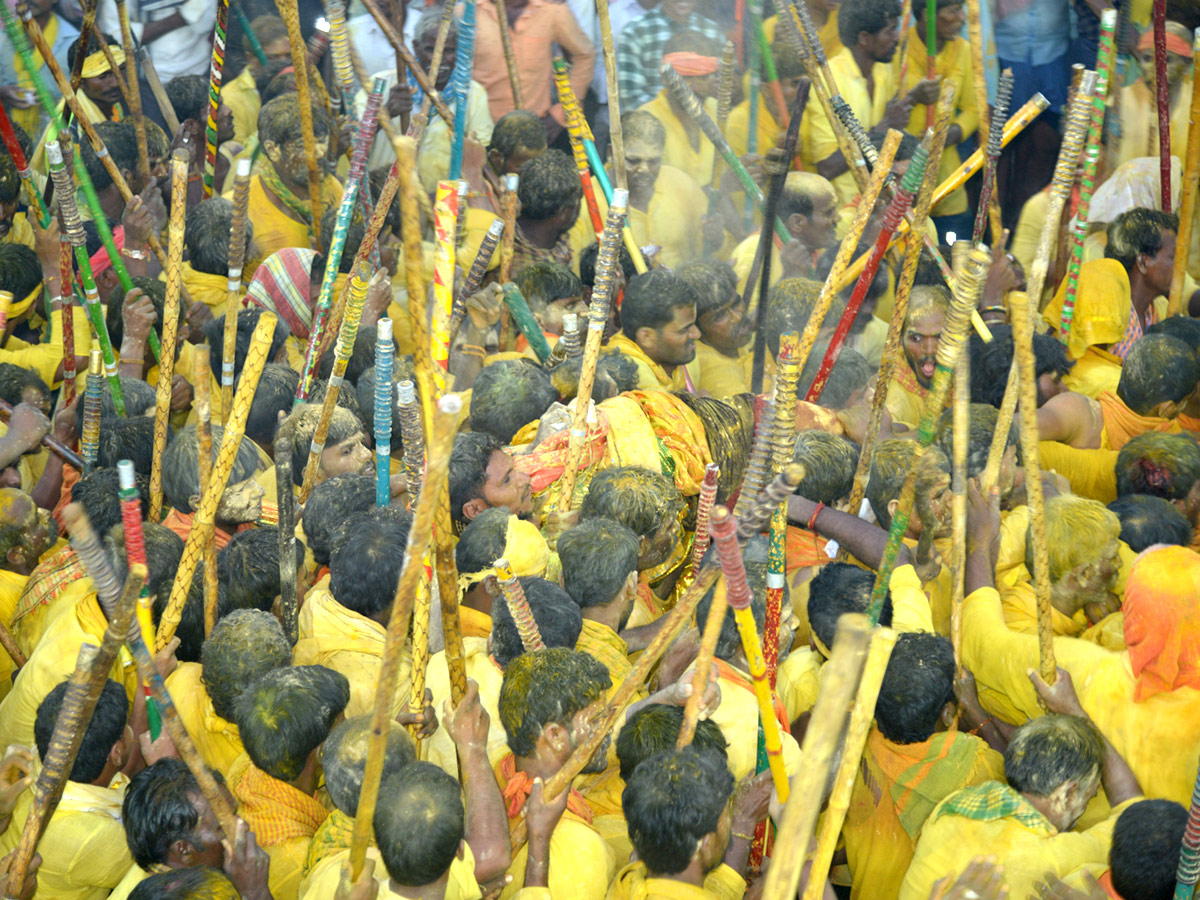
[1176,759,1200,900]
[495,558,546,652]
[274,0,325,246]
[717,41,735,135]
[202,0,230,197]
[595,0,627,190]
[963,0,995,239]
[97,39,131,116]
[299,266,370,503]
[691,463,720,573]
[80,349,102,473]
[771,333,802,476]
[149,150,188,521]
[447,1,476,181]
[736,464,806,541]
[139,47,180,135]
[0,399,82,470]
[800,627,897,900]
[710,506,790,800]
[156,312,278,651]
[118,458,161,739]
[452,218,505,344]
[44,139,125,415]
[275,438,299,644]
[748,79,811,394]
[433,485,468,706]
[897,0,913,87]
[924,0,936,128]
[295,78,386,401]
[951,352,969,674]
[677,573,727,750]
[499,173,518,286]
[560,313,582,359]
[374,318,395,507]
[1155,0,1171,213]
[833,93,1050,293]
[432,181,459,391]
[191,350,218,638]
[732,400,776,521]
[758,20,789,133]
[972,68,1014,246]
[0,582,141,900]
[556,193,627,513]
[865,247,990,625]
[115,0,150,185]
[1170,34,1200,315]
[233,2,270,68]
[59,237,77,407]
[0,102,49,226]
[808,137,932,404]
[424,0,457,95]
[360,0,455,125]
[398,380,425,505]
[408,559,433,743]
[221,158,252,421]
[61,503,240,840]
[502,285,552,364]
[326,0,359,106]
[553,58,604,234]
[348,395,461,881]
[660,64,791,244]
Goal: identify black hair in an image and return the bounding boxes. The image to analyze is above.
[185,198,245,277]
[234,665,350,782]
[1004,715,1105,796]
[329,506,414,618]
[105,521,185,623]
[35,678,127,784]
[498,648,611,757]
[579,240,637,289]
[616,704,728,781]
[203,307,292,387]
[448,431,504,525]
[469,359,558,444]
[0,244,41,305]
[516,149,581,221]
[808,562,893,650]
[315,324,379,390]
[838,0,902,46]
[74,377,157,437]
[580,466,681,541]
[969,325,1074,408]
[258,92,332,149]
[487,110,548,164]
[622,748,735,876]
[792,431,860,505]
[513,261,584,315]
[128,867,238,900]
[875,632,956,743]
[97,416,157,475]
[1115,432,1200,501]
[620,270,695,340]
[675,260,739,320]
[302,473,377,566]
[356,366,404,454]
[1110,799,1188,900]
[1146,314,1200,350]
[0,363,49,409]
[1106,495,1192,552]
[454,506,513,579]
[323,715,416,816]
[558,517,640,609]
[491,577,583,669]
[1105,208,1180,270]
[165,73,209,123]
[935,403,1019,480]
[122,759,211,869]
[798,345,873,410]
[1117,334,1200,416]
[219,525,302,610]
[695,537,782,660]
[81,122,138,192]
[375,763,465,886]
[72,467,149,538]
[246,363,300,451]
[201,608,293,722]
[161,424,264,513]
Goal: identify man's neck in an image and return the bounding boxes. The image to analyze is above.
[35,9,52,26]
[850,45,876,83]
[634,338,674,375]
[1128,271,1157,315]
[1019,791,1060,830]
[518,217,561,249]
[581,605,621,634]
[651,861,706,888]
[388,874,451,900]
[629,184,655,213]
[513,751,565,782]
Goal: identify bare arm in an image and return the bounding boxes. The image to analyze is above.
[786,494,912,570]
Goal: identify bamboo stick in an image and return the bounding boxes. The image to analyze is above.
[964,0,998,241]
[677,576,726,750]
[553,58,604,235]
[431,181,459,391]
[156,313,278,651]
[348,394,462,882]
[596,0,626,189]
[737,464,806,540]
[433,498,467,706]
[59,237,76,407]
[407,562,432,743]
[80,350,102,474]
[455,219,504,335]
[491,0,522,111]
[1170,34,1200,315]
[115,0,150,185]
[118,460,155,655]
[950,353,968,675]
[0,618,26,669]
[149,151,188,522]
[760,613,872,900]
[690,463,720,573]
[221,158,253,421]
[139,47,180,135]
[717,41,735,135]
[194,350,218,637]
[276,439,299,644]
[499,174,518,285]
[971,69,1013,247]
[274,0,325,246]
[1154,0,1171,213]
[397,381,424,504]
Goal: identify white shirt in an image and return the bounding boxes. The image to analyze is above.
[97,0,215,82]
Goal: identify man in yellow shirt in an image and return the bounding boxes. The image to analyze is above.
[639,32,722,188]
[228,664,349,900]
[166,609,293,779]
[448,433,537,534]
[182,198,252,313]
[221,16,291,146]
[728,37,808,165]
[0,486,56,701]
[247,94,343,262]
[605,269,701,392]
[676,260,752,399]
[844,632,1005,900]
[886,285,949,428]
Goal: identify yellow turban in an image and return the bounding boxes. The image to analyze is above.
[81,46,125,80]
[457,515,551,594]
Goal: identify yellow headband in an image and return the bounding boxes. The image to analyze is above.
[2,284,41,320]
[81,46,125,80]
[457,516,551,594]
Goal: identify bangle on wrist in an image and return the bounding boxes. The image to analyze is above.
[807,501,825,532]
[121,246,148,261]
[461,344,487,359]
[120,357,144,367]
[732,830,755,841]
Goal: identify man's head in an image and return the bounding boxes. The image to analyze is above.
[676,260,749,357]
[128,867,239,900]
[204,308,292,388]
[1116,432,1200,524]
[455,508,551,606]
[621,270,700,368]
[234,665,350,784]
[792,431,860,507]
[0,152,20,242]
[1004,715,1104,831]
[798,345,873,410]
[167,74,233,143]
[970,325,1073,408]
[622,748,735,878]
[97,417,156,475]
[867,440,951,536]
[580,466,683,571]
[72,466,150,536]
[517,150,581,234]
[0,245,41,325]
[1137,22,1194,91]
[375,763,465,888]
[696,536,796,667]
[330,506,414,624]
[767,278,841,357]
[469,360,559,444]
[259,94,332,191]
[914,0,966,44]
[661,30,722,100]
[200,609,293,723]
[513,261,587,336]
[162,424,265,523]
[302,473,377,567]
[122,759,226,872]
[68,32,125,109]
[1107,494,1192,552]
[498,648,612,772]
[246,364,300,455]
[876,633,957,743]
[490,577,583,668]
[448,432,534,525]
[935,402,1019,487]
[413,5,459,92]
[558,517,640,625]
[323,715,416,817]
[1037,494,1122,614]
[36,678,130,785]
[903,286,949,389]
[185,199,251,278]
[82,121,141,196]
[779,172,839,252]
[1117,334,1200,418]
[487,110,547,177]
[0,488,56,575]
[623,111,667,201]
[838,0,901,61]
[1110,799,1188,900]
[808,562,893,656]
[1106,208,1179,295]
[616,705,728,781]
[107,522,185,631]
[277,403,371,486]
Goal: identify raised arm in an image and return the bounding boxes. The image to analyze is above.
[786,494,912,570]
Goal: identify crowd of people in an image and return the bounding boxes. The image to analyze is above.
[0,0,1199,898]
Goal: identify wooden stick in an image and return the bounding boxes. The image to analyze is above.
[407,562,433,743]
[115,0,150,185]
[433,503,467,706]
[971,69,1013,247]
[451,219,504,344]
[360,0,455,125]
[374,318,395,507]
[149,150,188,522]
[499,173,518,285]
[138,47,180,135]
[118,459,156,655]
[348,395,462,882]
[425,0,457,93]
[491,0,522,111]
[0,399,83,470]
[964,0,998,241]
[1170,33,1200,315]
[397,380,425,504]
[194,349,218,637]
[950,353,968,675]
[221,158,253,421]
[678,576,726,751]
[800,627,896,900]
[596,0,626,189]
[556,192,627,512]
[275,438,299,644]
[737,464,806,540]
[273,0,325,247]
[0,616,25,669]
[156,313,278,651]
[431,181,459,389]
[760,613,872,900]
[80,350,102,473]
[690,463,720,573]
[495,558,546,651]
[1154,0,1172,213]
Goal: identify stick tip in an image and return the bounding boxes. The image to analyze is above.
[117,459,136,490]
[396,380,415,404]
[236,157,252,177]
[611,188,629,208]
[438,394,463,416]
[378,317,393,342]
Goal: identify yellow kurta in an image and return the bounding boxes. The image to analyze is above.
[1,212,35,250]
[181,261,242,313]
[638,91,718,188]
[1114,80,1193,171]
[899,785,1136,900]
[164,661,245,778]
[500,814,615,900]
[603,332,698,393]
[606,861,747,900]
[1037,441,1119,503]
[247,172,345,263]
[762,10,841,58]
[692,339,750,400]
[421,636,509,776]
[0,569,28,702]
[222,67,261,146]
[776,645,822,724]
[884,368,930,429]
[300,843,482,900]
[0,779,131,900]
[1063,347,1123,399]
[902,33,977,217]
[1,305,93,390]
[292,586,412,720]
[626,165,710,270]
[708,661,804,781]
[963,584,1200,806]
